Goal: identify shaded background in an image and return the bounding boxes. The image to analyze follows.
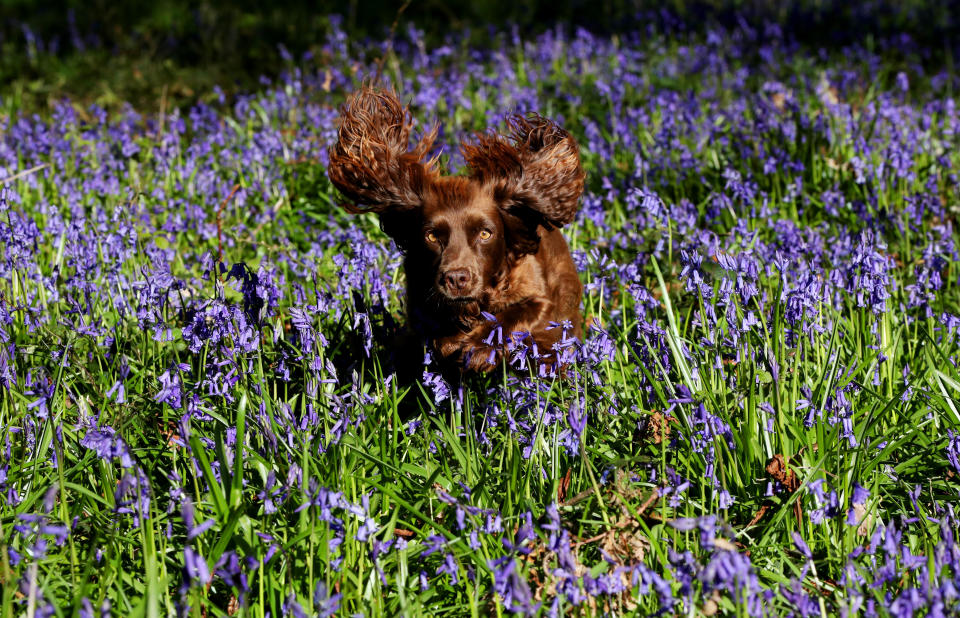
[1,0,957,113]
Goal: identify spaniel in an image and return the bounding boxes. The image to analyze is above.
[328,87,584,374]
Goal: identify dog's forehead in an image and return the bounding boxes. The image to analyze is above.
[423,178,497,220]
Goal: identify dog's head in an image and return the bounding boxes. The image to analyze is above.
[327,87,584,302]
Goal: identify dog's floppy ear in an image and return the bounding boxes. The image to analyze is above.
[462,114,584,256]
[504,114,585,227]
[328,87,437,215]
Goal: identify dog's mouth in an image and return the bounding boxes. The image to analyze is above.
[438,288,478,302]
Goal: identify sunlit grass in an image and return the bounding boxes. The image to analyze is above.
[1,12,959,618]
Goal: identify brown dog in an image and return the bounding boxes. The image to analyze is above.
[327,87,584,374]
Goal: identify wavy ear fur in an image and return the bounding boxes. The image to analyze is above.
[462,114,584,255]
[328,87,437,214]
[504,114,585,227]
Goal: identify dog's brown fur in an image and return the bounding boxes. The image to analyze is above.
[328,87,584,373]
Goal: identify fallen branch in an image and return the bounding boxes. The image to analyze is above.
[0,163,51,187]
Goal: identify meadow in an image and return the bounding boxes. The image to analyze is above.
[1,10,960,617]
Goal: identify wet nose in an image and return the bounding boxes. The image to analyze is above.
[444,269,472,291]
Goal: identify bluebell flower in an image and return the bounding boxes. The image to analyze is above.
[183,546,211,588]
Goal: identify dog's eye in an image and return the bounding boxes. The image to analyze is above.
[425,231,438,244]
[478,229,493,241]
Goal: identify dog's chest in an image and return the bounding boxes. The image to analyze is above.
[484,256,546,313]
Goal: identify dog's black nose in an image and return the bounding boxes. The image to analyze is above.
[444,269,471,291]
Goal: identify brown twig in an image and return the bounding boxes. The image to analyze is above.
[636,488,660,516]
[216,183,241,266]
[573,531,608,547]
[560,488,595,507]
[572,490,663,550]
[557,468,572,503]
[0,162,50,187]
[373,0,413,80]
[158,84,168,139]
[282,155,323,166]
[748,453,805,528]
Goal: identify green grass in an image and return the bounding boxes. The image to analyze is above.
[1,9,960,618]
